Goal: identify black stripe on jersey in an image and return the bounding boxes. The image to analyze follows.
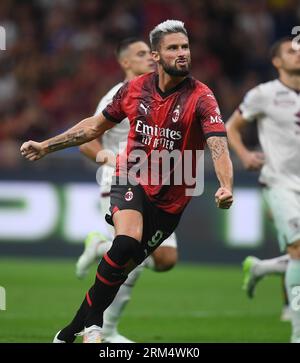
[102,109,122,124]
[204,131,227,139]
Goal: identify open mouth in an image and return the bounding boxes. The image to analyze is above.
[177,60,188,66]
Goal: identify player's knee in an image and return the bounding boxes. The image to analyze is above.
[287,240,300,259]
[109,235,146,266]
[115,223,142,242]
[152,246,178,272]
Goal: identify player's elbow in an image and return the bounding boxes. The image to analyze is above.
[79,143,88,154]
[225,116,236,135]
[226,110,245,133]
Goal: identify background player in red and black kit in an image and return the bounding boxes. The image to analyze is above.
[20,20,233,343]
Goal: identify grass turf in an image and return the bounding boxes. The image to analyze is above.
[0,258,290,343]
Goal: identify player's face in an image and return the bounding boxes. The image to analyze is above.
[126,42,154,76]
[275,41,300,74]
[153,32,191,77]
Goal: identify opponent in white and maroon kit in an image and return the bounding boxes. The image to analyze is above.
[227,37,300,343]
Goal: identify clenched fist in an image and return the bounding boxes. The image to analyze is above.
[215,187,233,209]
[20,141,47,161]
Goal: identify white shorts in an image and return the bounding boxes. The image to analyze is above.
[99,166,177,249]
[263,187,300,251]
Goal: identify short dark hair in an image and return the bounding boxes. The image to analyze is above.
[116,37,143,59]
[149,20,188,51]
[270,36,294,59]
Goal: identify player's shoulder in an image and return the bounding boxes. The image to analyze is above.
[189,77,216,100]
[105,82,124,98]
[190,77,212,92]
[247,79,280,97]
[129,72,155,87]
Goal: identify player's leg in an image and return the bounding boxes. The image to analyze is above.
[242,187,291,301]
[148,233,178,272]
[92,233,178,342]
[76,231,112,279]
[286,240,300,343]
[82,209,145,341]
[76,190,178,341]
[263,187,300,341]
[76,182,114,279]
[55,180,181,343]
[87,233,177,342]
[55,181,148,343]
[280,274,291,322]
[77,186,144,342]
[102,263,144,343]
[242,254,289,298]
[98,193,180,341]
[55,208,144,343]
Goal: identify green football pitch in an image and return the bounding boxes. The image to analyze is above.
[0,258,290,343]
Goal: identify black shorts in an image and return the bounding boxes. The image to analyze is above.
[105,177,182,256]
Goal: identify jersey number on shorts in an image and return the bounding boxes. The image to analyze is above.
[147,230,164,248]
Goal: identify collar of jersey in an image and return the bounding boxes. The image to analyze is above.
[155,74,190,99]
[278,78,300,95]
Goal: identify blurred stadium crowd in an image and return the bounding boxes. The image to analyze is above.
[0,0,299,167]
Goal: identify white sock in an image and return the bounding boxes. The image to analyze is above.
[96,241,113,257]
[143,255,155,270]
[255,254,289,277]
[285,259,300,342]
[102,264,144,337]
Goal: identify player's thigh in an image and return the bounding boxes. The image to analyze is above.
[152,246,178,271]
[107,177,145,241]
[142,203,181,256]
[263,187,300,252]
[113,209,143,241]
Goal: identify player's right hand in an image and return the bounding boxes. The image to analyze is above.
[215,187,233,209]
[20,140,47,161]
[241,151,264,171]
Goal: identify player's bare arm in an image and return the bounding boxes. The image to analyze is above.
[226,110,264,171]
[79,138,103,162]
[20,113,116,161]
[79,138,116,167]
[207,136,233,209]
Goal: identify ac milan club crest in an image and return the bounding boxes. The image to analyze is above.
[172,105,180,123]
[125,188,133,201]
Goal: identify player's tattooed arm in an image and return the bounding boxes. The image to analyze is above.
[20,114,116,161]
[46,129,87,152]
[207,136,234,207]
[206,136,229,162]
[44,114,116,153]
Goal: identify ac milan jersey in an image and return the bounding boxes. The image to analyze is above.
[103,72,226,213]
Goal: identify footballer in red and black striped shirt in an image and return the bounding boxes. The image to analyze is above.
[103,71,227,213]
[21,20,234,342]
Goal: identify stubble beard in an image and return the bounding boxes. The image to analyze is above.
[160,58,191,77]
